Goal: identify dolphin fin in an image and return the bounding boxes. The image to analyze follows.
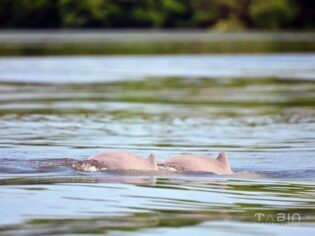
[217,152,227,161]
[216,152,232,172]
[148,153,158,169]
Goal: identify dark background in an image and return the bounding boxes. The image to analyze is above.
[0,0,314,30]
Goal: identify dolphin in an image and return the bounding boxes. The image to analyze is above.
[74,150,233,175]
[88,150,159,171]
[163,152,233,175]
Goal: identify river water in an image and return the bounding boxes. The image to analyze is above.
[0,54,315,235]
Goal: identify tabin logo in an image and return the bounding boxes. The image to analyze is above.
[254,213,301,225]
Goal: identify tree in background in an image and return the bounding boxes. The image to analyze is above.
[0,0,61,28]
[0,0,313,30]
[59,0,193,28]
[250,0,296,29]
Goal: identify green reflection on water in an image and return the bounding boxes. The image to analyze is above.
[1,41,315,56]
[1,77,315,118]
[0,176,314,235]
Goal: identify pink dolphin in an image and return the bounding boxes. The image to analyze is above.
[163,152,233,175]
[88,150,159,171]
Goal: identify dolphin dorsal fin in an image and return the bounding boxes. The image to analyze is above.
[217,151,229,165]
[147,153,158,168]
[216,152,233,173]
[217,152,227,162]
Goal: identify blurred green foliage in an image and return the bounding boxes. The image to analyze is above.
[0,0,314,30]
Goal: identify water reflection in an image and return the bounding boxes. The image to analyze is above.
[0,57,315,235]
[1,54,315,83]
[0,77,314,173]
[0,176,315,235]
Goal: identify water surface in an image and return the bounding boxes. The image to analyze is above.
[0,54,315,235]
